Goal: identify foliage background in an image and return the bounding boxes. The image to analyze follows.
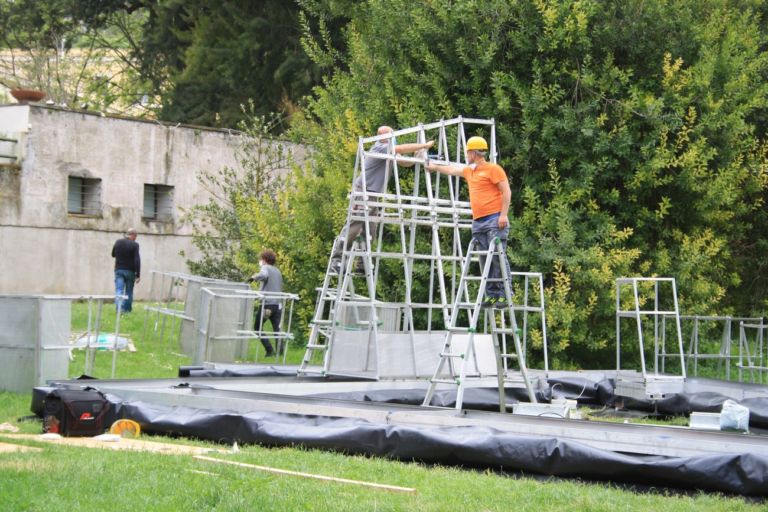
[3,0,767,369]
[212,0,768,369]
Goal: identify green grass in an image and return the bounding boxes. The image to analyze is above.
[0,388,761,511]
[0,302,762,509]
[67,301,306,379]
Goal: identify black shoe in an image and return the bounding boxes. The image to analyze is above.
[330,260,342,273]
[493,298,509,309]
[481,297,498,308]
[264,350,275,358]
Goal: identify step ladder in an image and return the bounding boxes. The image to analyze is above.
[422,237,538,411]
[298,236,377,376]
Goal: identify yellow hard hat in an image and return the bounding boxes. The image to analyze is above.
[466,136,488,151]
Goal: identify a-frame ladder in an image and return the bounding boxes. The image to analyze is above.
[422,237,538,411]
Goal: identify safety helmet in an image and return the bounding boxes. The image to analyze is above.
[466,136,488,151]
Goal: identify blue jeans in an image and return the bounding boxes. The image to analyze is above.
[472,213,510,298]
[115,269,136,313]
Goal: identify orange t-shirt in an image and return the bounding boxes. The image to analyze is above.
[462,162,507,219]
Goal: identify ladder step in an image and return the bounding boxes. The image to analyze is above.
[494,328,522,335]
[430,378,459,385]
[297,368,325,376]
[306,344,328,350]
[447,327,470,332]
[439,352,463,358]
[462,277,506,282]
[500,353,519,359]
[310,319,333,325]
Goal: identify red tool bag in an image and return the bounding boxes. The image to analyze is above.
[43,389,111,437]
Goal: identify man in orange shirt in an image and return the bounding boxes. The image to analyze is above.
[426,136,512,307]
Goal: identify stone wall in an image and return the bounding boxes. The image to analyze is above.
[0,104,301,298]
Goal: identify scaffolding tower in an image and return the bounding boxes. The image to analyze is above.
[298,117,549,384]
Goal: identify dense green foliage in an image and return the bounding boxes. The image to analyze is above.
[136,0,321,126]
[210,0,768,368]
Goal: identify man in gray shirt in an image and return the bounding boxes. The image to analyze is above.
[330,126,433,273]
[248,249,283,357]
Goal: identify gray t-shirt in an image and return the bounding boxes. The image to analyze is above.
[353,141,389,193]
[252,264,283,305]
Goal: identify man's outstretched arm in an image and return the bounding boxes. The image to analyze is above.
[394,140,434,154]
[425,160,465,177]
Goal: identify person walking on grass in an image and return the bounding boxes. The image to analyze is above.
[248,249,283,358]
[112,227,141,313]
[426,136,511,308]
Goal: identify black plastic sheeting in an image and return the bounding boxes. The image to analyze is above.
[176,366,768,428]
[309,376,768,429]
[113,399,767,496]
[30,379,768,496]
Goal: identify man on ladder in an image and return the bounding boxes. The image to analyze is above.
[329,126,434,274]
[426,136,512,307]
[424,135,535,410]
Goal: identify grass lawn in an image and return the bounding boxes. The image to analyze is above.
[0,303,762,510]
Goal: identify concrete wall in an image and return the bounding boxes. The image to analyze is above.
[0,104,301,298]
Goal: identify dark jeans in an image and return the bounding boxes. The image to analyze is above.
[254,304,282,354]
[330,187,380,266]
[114,269,136,313]
[471,213,510,298]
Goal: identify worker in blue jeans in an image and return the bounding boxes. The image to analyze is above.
[112,228,141,313]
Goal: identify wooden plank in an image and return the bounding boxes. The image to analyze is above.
[0,434,217,455]
[0,442,42,453]
[194,455,417,494]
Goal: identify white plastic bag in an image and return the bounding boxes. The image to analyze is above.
[719,399,750,432]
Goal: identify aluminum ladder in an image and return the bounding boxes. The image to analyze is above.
[298,236,376,376]
[422,237,538,411]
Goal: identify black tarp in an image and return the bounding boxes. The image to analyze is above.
[30,376,768,496]
[309,377,768,429]
[115,399,768,496]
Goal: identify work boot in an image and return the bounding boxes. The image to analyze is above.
[493,298,509,309]
[481,297,498,308]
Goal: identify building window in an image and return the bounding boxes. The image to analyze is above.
[67,176,102,216]
[143,184,174,221]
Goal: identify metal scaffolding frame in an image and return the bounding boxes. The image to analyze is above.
[0,294,124,391]
[298,117,549,382]
[615,277,686,400]
[141,270,250,354]
[656,315,765,381]
[193,287,299,365]
[738,321,768,383]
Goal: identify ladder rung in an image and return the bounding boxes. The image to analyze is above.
[494,329,522,335]
[462,277,505,282]
[440,352,463,358]
[430,378,459,385]
[297,368,325,375]
[500,353,519,359]
[448,327,470,332]
[311,319,333,325]
[306,344,328,350]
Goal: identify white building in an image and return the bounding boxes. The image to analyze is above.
[0,104,297,299]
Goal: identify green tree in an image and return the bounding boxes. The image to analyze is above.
[184,108,294,281]
[0,0,153,114]
[292,0,768,367]
[137,0,322,127]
